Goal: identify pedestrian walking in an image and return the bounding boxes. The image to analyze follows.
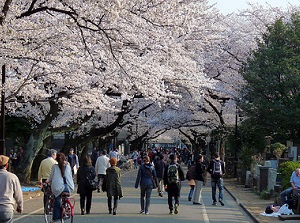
[77,155,96,215]
[95,150,110,193]
[280,168,300,205]
[135,155,158,215]
[163,154,185,215]
[154,153,166,197]
[186,164,196,201]
[109,148,120,161]
[0,155,23,222]
[201,151,209,186]
[91,147,99,167]
[208,152,225,206]
[38,149,57,210]
[66,148,79,177]
[192,155,204,205]
[104,158,123,215]
[48,152,74,222]
[131,150,139,169]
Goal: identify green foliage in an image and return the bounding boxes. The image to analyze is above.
[6,116,32,147]
[271,142,286,159]
[239,13,300,143]
[237,147,254,171]
[279,161,300,190]
[260,189,271,200]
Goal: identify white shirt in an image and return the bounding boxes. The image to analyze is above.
[95,155,110,175]
[109,150,119,161]
[48,164,74,197]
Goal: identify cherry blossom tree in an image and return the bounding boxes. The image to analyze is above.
[0,0,220,181]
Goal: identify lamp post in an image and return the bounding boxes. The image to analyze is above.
[0,65,5,155]
[234,105,238,178]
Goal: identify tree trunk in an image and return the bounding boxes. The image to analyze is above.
[15,128,48,182]
[14,101,59,183]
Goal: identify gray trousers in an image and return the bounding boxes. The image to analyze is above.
[0,210,14,223]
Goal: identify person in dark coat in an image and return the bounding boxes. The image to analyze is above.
[163,154,185,215]
[154,153,166,197]
[105,158,123,215]
[135,155,158,215]
[192,155,204,205]
[77,155,96,215]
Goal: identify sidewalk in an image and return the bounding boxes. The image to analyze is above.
[224,178,272,223]
[224,178,299,223]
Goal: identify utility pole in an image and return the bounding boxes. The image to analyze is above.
[0,65,5,155]
[234,105,238,178]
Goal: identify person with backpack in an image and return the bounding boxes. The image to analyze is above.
[208,152,225,206]
[76,155,96,215]
[163,154,185,215]
[192,155,204,205]
[135,156,158,215]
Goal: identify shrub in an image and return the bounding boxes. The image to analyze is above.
[279,161,300,190]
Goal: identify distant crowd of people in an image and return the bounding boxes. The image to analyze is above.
[0,145,228,222]
[1,143,300,222]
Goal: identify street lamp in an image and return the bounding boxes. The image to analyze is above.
[234,105,238,178]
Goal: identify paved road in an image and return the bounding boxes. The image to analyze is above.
[14,167,255,223]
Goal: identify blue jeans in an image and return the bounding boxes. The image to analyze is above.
[188,185,195,199]
[0,210,13,223]
[53,185,69,221]
[140,185,153,213]
[133,159,138,169]
[211,178,223,202]
[280,187,292,205]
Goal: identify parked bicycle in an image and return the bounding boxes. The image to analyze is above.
[42,183,75,223]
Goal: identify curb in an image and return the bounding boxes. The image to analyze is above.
[224,185,260,223]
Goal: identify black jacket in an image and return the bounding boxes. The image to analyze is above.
[195,162,204,181]
[77,165,96,195]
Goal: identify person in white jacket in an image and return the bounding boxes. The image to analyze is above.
[95,150,110,192]
[48,152,74,222]
[0,155,23,222]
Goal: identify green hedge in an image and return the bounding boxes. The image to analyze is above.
[279,161,300,190]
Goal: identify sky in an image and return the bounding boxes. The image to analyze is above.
[208,0,300,14]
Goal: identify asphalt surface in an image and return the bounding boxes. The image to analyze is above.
[14,166,299,223]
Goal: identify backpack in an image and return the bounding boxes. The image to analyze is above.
[167,164,179,184]
[212,160,222,178]
[186,165,196,181]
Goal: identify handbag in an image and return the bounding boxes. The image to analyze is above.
[84,167,97,191]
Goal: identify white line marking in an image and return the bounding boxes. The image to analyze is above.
[202,203,210,223]
[14,207,44,222]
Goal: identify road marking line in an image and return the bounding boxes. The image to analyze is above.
[202,203,210,223]
[14,207,44,222]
